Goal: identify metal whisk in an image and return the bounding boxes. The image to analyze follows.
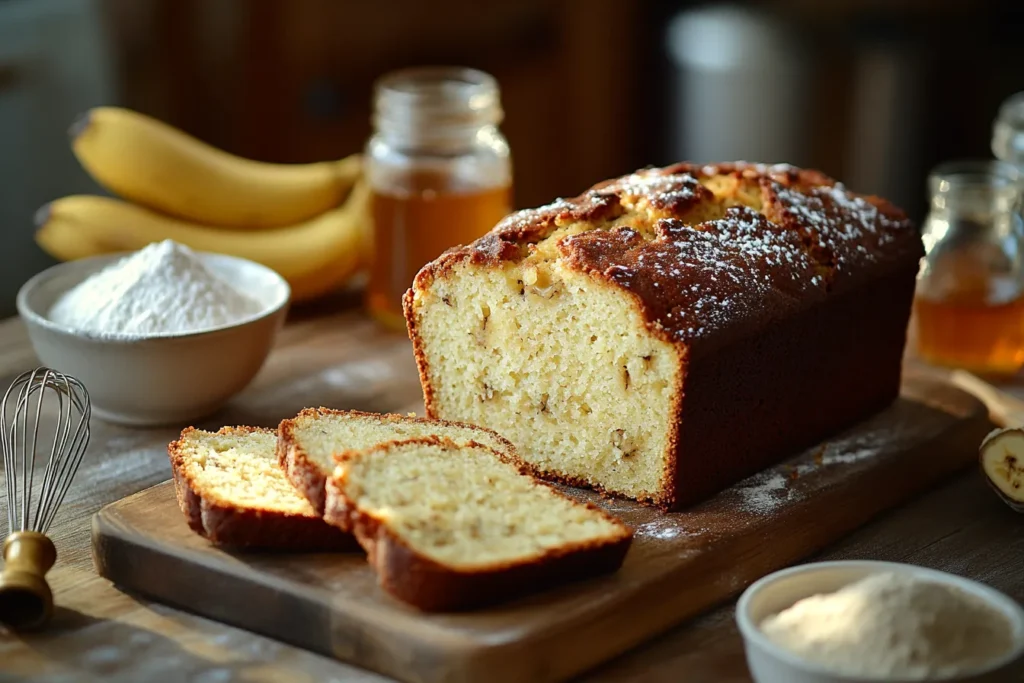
[0,367,90,630]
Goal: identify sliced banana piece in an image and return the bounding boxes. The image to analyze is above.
[979,427,1024,513]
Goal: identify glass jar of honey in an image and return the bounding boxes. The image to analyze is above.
[364,67,513,330]
[913,160,1024,376]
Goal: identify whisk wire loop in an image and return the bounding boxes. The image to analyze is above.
[40,392,90,532]
[26,369,48,531]
[1,368,91,536]
[34,375,68,532]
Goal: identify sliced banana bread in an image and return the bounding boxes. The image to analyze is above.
[277,408,517,514]
[169,426,352,550]
[324,436,633,611]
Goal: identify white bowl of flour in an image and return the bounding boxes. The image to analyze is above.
[736,560,1024,683]
[17,240,290,426]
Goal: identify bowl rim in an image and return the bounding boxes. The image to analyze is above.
[735,559,1024,682]
[17,250,291,344]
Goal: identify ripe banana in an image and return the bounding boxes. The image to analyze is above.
[979,426,1024,513]
[70,106,361,229]
[35,181,371,303]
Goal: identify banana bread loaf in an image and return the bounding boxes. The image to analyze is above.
[404,162,924,509]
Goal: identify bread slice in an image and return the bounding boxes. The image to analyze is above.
[169,426,353,551]
[324,436,633,611]
[277,408,518,514]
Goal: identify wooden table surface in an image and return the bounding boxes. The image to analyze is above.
[1,299,1022,683]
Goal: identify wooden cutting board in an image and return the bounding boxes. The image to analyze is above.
[91,374,990,683]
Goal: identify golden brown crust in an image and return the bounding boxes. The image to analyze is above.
[168,426,355,552]
[277,408,521,514]
[404,288,438,418]
[325,436,633,611]
[409,161,922,351]
[661,357,686,509]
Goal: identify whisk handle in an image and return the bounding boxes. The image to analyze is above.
[0,531,56,631]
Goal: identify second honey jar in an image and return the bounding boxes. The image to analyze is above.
[913,160,1024,375]
[365,67,512,330]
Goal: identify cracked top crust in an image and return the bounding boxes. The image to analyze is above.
[411,161,923,350]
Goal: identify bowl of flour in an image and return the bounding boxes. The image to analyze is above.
[17,240,290,426]
[736,560,1024,683]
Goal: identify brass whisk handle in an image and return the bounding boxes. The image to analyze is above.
[0,531,57,631]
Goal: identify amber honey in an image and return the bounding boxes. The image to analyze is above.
[366,172,512,330]
[913,290,1024,376]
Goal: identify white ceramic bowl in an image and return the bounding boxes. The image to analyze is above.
[736,560,1024,683]
[16,252,290,426]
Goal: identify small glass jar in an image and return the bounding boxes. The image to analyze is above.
[992,91,1024,168]
[364,67,513,331]
[913,160,1024,375]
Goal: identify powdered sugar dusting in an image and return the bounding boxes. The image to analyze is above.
[613,171,701,211]
[772,181,904,273]
[496,197,579,234]
[712,207,806,268]
[703,161,800,178]
[596,204,824,342]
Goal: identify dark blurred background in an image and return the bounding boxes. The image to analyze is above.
[1,0,1021,316]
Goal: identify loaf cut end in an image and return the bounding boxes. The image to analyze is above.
[407,265,680,505]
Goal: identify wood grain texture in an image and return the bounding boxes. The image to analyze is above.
[90,376,989,683]
[0,304,1021,683]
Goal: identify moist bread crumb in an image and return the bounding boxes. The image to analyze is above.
[277,407,517,514]
[169,426,352,550]
[324,436,633,611]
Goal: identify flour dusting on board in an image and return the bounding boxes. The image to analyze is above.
[738,471,797,514]
[636,518,694,540]
[737,422,896,514]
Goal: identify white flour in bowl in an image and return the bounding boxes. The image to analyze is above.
[48,240,262,338]
[760,571,1017,679]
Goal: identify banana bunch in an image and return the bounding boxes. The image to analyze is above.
[36,106,370,303]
